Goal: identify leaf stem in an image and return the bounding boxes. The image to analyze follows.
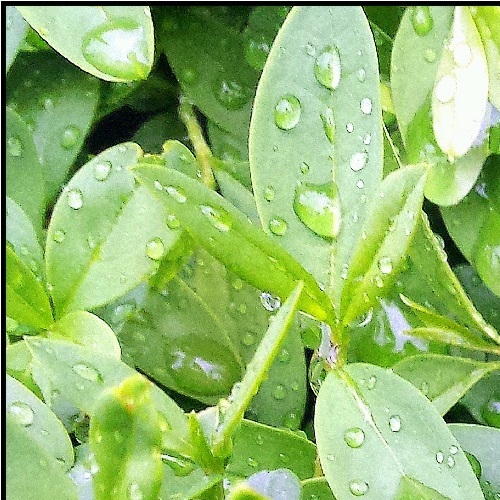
[178,95,217,190]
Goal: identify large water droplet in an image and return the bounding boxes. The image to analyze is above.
[378,256,393,274]
[314,45,341,90]
[214,79,251,110]
[93,161,112,181]
[269,217,288,236]
[320,107,336,143]
[273,384,286,400]
[344,427,365,448]
[435,75,456,103]
[349,480,369,496]
[53,230,66,243]
[145,237,164,260]
[260,292,281,311]
[200,205,232,232]
[7,136,23,157]
[82,19,150,80]
[274,95,301,130]
[8,401,34,426]
[293,182,341,239]
[165,186,187,203]
[389,415,401,432]
[350,152,368,171]
[72,363,103,382]
[360,98,372,115]
[411,6,434,36]
[245,36,270,71]
[453,42,472,67]
[67,189,84,210]
[242,331,256,347]
[60,126,81,149]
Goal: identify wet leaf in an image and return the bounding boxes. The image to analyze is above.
[6,6,28,72]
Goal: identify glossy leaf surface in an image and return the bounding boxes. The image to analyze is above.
[6,6,28,72]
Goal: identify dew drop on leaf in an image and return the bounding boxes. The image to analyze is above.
[300,162,310,174]
[247,457,259,468]
[272,384,287,400]
[200,205,232,232]
[93,161,112,181]
[363,134,372,145]
[344,427,365,448]
[166,214,180,230]
[264,186,275,202]
[360,97,372,115]
[278,348,291,363]
[283,411,301,430]
[242,332,257,347]
[7,136,23,157]
[367,375,377,389]
[60,126,81,149]
[411,6,434,36]
[8,401,34,426]
[53,230,66,243]
[436,451,444,463]
[82,19,150,80]
[165,186,187,203]
[260,292,281,311]
[274,94,301,130]
[245,37,270,71]
[293,181,341,239]
[389,415,401,432]
[378,256,393,274]
[320,107,336,143]
[357,68,366,82]
[67,188,84,210]
[350,152,368,171]
[314,45,341,90]
[423,48,437,63]
[346,122,354,133]
[349,480,369,496]
[179,67,197,84]
[452,42,472,68]
[214,79,251,110]
[255,434,264,445]
[268,217,288,236]
[145,237,164,260]
[72,363,102,382]
[447,456,455,468]
[128,482,143,500]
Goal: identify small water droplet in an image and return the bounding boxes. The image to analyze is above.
[420,381,430,395]
[166,214,180,230]
[367,375,377,389]
[283,411,301,429]
[8,401,34,426]
[447,455,455,468]
[255,434,264,445]
[165,186,187,203]
[436,451,444,463]
[72,363,102,382]
[356,179,364,189]
[260,292,281,311]
[314,45,341,90]
[449,445,458,455]
[245,37,270,71]
[145,237,164,260]
[360,97,372,115]
[264,186,275,202]
[53,230,66,243]
[349,480,369,496]
[93,161,112,181]
[453,42,472,67]
[300,162,310,174]
[378,256,393,274]
[305,43,316,56]
[242,332,256,347]
[180,67,197,84]
[278,348,291,363]
[357,68,366,82]
[200,205,232,232]
[214,79,251,110]
[274,94,301,130]
[7,136,23,157]
[153,180,163,190]
[435,75,456,103]
[67,189,84,210]
[424,48,437,63]
[346,123,355,134]
[326,454,335,462]
[320,107,336,143]
[269,217,288,236]
[293,182,341,239]
[247,457,259,468]
[363,134,372,145]
[389,415,401,432]
[60,126,81,149]
[344,427,365,448]
[411,6,434,36]
[273,384,286,400]
[350,152,368,171]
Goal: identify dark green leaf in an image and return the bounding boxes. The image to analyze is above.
[460,371,500,427]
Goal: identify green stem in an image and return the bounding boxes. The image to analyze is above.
[179,95,217,190]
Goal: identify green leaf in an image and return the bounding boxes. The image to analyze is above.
[449,423,500,490]
[211,282,303,456]
[7,51,100,200]
[226,419,316,481]
[6,245,53,329]
[341,165,427,324]
[133,164,334,323]
[133,112,187,154]
[45,143,179,316]
[6,196,45,281]
[460,371,500,427]
[17,6,154,81]
[6,374,74,469]
[89,374,163,500]
[6,107,45,237]
[315,363,484,500]
[393,354,500,415]
[442,156,500,297]
[301,478,337,500]
[394,476,449,499]
[6,6,28,72]
[250,6,383,304]
[48,310,121,359]
[159,464,222,500]
[7,415,77,500]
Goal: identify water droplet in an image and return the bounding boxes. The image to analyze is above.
[435,75,456,103]
[482,398,500,427]
[360,98,372,115]
[128,482,143,500]
[200,205,232,232]
[320,107,336,143]
[424,48,437,63]
[166,214,180,230]
[255,434,264,445]
[67,189,84,210]
[53,230,66,243]
[305,43,316,56]
[420,381,430,395]
[247,457,259,468]
[242,332,256,347]
[447,456,455,468]
[363,134,372,145]
[356,179,364,189]
[449,445,458,455]
[165,186,187,203]
[389,415,401,432]
[300,162,310,174]
[269,217,288,236]
[245,37,270,70]
[367,375,377,389]
[264,186,275,202]
[436,451,444,463]
[82,19,150,80]
[161,454,196,477]
[93,161,112,181]
[214,79,251,110]
[260,292,281,311]
[349,480,369,496]
[357,68,366,82]
[153,180,163,190]
[293,182,341,239]
[145,237,164,260]
[72,363,102,382]
[7,136,23,157]
[8,401,34,426]
[344,427,365,448]
[326,454,335,462]
[346,123,355,134]
[273,384,286,400]
[278,348,291,363]
[274,94,301,130]
[283,411,301,429]
[453,42,472,67]
[411,6,434,36]
[378,256,393,274]
[60,126,81,149]
[279,453,289,463]
[179,67,197,84]
[350,151,368,171]
[314,45,341,90]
